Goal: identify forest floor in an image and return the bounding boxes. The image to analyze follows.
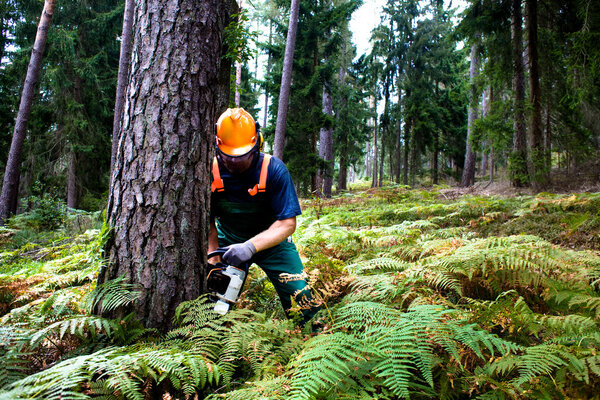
[1,183,600,399]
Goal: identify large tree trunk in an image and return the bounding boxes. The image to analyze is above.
[510,0,528,187]
[110,0,135,182]
[526,0,545,190]
[460,41,480,187]
[0,0,55,224]
[317,84,334,197]
[100,0,235,332]
[273,0,300,160]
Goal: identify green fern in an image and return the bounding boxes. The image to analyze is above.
[288,332,365,400]
[85,276,142,314]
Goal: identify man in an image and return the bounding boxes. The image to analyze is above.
[208,107,321,325]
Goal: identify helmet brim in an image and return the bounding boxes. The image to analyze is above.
[218,142,256,157]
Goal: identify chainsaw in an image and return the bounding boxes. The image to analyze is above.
[206,249,251,315]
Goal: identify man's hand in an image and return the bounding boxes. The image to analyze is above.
[223,240,257,266]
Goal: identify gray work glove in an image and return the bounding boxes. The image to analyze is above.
[223,240,257,266]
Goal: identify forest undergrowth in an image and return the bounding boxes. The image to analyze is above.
[1,185,600,399]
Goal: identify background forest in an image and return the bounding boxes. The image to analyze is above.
[0,0,600,398]
[0,0,599,207]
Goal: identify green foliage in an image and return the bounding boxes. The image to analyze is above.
[9,193,67,231]
[223,9,258,63]
[2,188,600,398]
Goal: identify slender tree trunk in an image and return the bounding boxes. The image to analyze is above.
[338,157,347,191]
[365,140,371,178]
[432,85,439,185]
[395,91,402,183]
[489,143,494,182]
[254,18,259,92]
[379,129,385,187]
[480,88,489,176]
[432,131,439,185]
[317,83,333,197]
[67,147,77,209]
[0,0,56,224]
[263,20,273,129]
[409,124,417,187]
[403,119,410,185]
[234,0,244,107]
[511,0,528,187]
[527,0,545,190]
[460,40,480,187]
[273,0,300,159]
[110,0,135,182]
[0,14,6,64]
[371,96,378,188]
[544,101,551,171]
[235,61,242,106]
[100,0,235,332]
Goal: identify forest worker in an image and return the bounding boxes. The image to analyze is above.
[208,107,321,325]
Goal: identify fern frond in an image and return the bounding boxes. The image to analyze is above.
[85,276,142,314]
[205,376,290,400]
[288,332,365,400]
[28,315,125,348]
[345,257,410,274]
[513,344,570,386]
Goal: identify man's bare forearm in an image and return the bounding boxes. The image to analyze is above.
[249,217,296,252]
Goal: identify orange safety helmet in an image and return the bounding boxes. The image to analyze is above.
[215,108,262,156]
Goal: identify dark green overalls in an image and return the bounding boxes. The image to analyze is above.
[212,154,320,324]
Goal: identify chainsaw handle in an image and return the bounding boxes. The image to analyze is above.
[208,248,228,260]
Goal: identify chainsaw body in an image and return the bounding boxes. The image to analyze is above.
[206,249,250,315]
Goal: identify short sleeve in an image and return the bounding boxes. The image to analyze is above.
[267,157,302,220]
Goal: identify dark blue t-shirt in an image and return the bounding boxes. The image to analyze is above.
[211,153,301,242]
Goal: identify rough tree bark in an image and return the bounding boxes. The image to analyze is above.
[0,0,56,224]
[110,0,135,181]
[527,0,545,189]
[273,0,301,160]
[510,0,528,187]
[460,40,480,188]
[99,0,236,331]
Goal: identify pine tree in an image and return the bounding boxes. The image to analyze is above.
[273,0,300,159]
[110,0,135,183]
[100,0,237,331]
[0,0,55,224]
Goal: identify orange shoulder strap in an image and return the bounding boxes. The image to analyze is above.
[210,157,224,193]
[248,154,271,196]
